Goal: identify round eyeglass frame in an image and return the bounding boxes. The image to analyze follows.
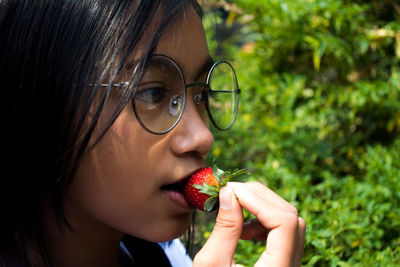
[91,54,241,135]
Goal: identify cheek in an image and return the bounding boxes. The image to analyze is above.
[63,111,191,241]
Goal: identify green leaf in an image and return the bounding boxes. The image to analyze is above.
[213,166,225,183]
[203,0,400,265]
[204,196,218,212]
[194,183,220,196]
[225,169,251,181]
[193,184,203,190]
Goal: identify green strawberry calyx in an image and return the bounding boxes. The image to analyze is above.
[193,164,250,212]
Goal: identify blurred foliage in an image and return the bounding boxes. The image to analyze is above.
[198,0,400,266]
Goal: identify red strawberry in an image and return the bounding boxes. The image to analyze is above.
[183,165,248,212]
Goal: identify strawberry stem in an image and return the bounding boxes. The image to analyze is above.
[196,164,250,212]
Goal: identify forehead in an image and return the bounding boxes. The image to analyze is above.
[154,7,210,79]
[118,5,210,83]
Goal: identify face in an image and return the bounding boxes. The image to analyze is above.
[64,7,214,242]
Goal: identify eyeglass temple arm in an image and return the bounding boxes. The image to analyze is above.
[87,82,130,88]
[210,89,241,93]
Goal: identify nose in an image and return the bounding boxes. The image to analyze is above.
[169,92,214,158]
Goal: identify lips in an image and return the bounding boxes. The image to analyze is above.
[160,169,202,210]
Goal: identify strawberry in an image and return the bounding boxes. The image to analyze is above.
[183,165,248,212]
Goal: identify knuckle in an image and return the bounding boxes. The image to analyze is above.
[215,216,241,231]
[288,204,299,217]
[284,212,300,227]
[298,217,306,230]
[244,181,264,189]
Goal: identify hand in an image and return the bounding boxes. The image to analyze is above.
[193,182,306,267]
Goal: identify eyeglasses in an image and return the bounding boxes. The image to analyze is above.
[97,54,240,135]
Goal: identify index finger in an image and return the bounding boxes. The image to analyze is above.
[229,182,298,216]
[227,182,302,266]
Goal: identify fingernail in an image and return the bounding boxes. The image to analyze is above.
[219,186,233,210]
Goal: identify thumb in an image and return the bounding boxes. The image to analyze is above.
[193,186,243,266]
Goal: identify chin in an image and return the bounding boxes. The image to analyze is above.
[137,229,188,243]
[136,215,192,243]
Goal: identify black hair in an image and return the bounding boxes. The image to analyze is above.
[0,0,201,265]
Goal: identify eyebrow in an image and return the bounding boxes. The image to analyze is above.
[123,54,215,82]
[124,59,140,72]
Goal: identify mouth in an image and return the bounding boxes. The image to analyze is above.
[160,169,200,210]
[160,168,200,193]
[160,180,186,193]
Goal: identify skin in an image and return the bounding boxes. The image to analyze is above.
[46,6,213,267]
[45,5,305,267]
[194,183,306,267]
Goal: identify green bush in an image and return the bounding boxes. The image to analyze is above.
[198,0,400,266]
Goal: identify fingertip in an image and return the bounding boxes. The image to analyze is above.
[226,181,242,187]
[219,186,234,210]
[226,182,242,192]
[228,182,251,200]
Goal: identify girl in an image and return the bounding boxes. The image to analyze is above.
[0,0,305,266]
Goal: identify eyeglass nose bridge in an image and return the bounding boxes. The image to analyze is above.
[185,82,226,132]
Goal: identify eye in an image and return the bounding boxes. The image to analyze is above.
[169,95,182,116]
[135,84,167,104]
[194,91,206,105]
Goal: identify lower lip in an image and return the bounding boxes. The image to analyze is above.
[162,190,194,211]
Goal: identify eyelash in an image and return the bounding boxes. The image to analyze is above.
[135,85,167,104]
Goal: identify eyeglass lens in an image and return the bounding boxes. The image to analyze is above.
[132,55,185,133]
[132,54,239,134]
[207,61,239,130]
